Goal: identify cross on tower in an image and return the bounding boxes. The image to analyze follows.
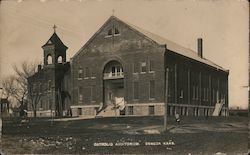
[112,9,115,16]
[53,24,57,33]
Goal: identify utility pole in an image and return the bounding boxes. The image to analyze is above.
[0,87,3,150]
[248,5,250,152]
[248,5,250,151]
[164,68,169,132]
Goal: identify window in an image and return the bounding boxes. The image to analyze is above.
[149,106,155,115]
[78,68,83,79]
[107,28,120,36]
[192,85,195,99]
[133,82,139,100]
[141,62,146,73]
[149,60,154,72]
[149,80,155,99]
[212,89,215,102]
[108,29,113,35]
[114,28,119,35]
[193,107,199,116]
[117,66,121,76]
[133,62,139,73]
[78,86,83,102]
[207,88,209,101]
[196,86,199,100]
[85,67,90,78]
[48,80,51,92]
[128,106,133,115]
[203,88,206,101]
[180,90,183,98]
[78,108,82,115]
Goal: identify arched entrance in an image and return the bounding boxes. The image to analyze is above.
[103,60,125,115]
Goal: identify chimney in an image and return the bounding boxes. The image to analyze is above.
[38,65,42,72]
[197,38,203,58]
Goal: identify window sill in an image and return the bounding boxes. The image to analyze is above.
[90,77,96,79]
[77,78,82,80]
[84,77,89,80]
[140,72,146,74]
[149,98,155,101]
[105,35,112,38]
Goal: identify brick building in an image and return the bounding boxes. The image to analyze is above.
[27,16,229,117]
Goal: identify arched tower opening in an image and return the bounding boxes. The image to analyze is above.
[47,54,53,65]
[57,55,63,64]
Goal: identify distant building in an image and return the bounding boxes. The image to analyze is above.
[27,16,229,117]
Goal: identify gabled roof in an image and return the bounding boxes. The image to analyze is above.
[42,32,68,49]
[73,16,228,72]
[115,17,227,72]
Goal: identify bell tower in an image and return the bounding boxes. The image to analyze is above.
[42,25,68,66]
[40,25,69,117]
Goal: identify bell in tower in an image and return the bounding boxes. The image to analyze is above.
[42,25,68,66]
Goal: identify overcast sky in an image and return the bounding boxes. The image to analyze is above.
[0,0,248,109]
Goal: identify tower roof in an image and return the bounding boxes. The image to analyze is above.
[42,32,68,49]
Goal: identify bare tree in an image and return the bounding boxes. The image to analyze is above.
[1,75,17,101]
[12,61,39,116]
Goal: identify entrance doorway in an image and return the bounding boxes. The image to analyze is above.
[103,61,125,113]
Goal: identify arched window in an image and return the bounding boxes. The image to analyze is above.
[115,28,119,35]
[57,56,63,63]
[108,29,113,35]
[47,55,52,64]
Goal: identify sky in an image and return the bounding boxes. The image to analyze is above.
[0,0,248,109]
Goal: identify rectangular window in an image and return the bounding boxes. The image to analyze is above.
[78,108,82,115]
[128,106,133,115]
[196,86,199,100]
[149,60,154,72]
[85,67,90,78]
[212,89,215,102]
[149,80,155,99]
[180,90,183,98]
[203,88,206,101]
[117,66,121,76]
[78,86,83,102]
[133,62,139,73]
[78,68,83,78]
[48,81,51,92]
[133,82,139,100]
[149,106,155,115]
[192,85,195,99]
[141,62,147,73]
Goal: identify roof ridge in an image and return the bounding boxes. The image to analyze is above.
[115,16,227,71]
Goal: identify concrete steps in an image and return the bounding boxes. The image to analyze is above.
[96,105,119,117]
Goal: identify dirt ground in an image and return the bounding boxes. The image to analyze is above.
[1,116,249,154]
